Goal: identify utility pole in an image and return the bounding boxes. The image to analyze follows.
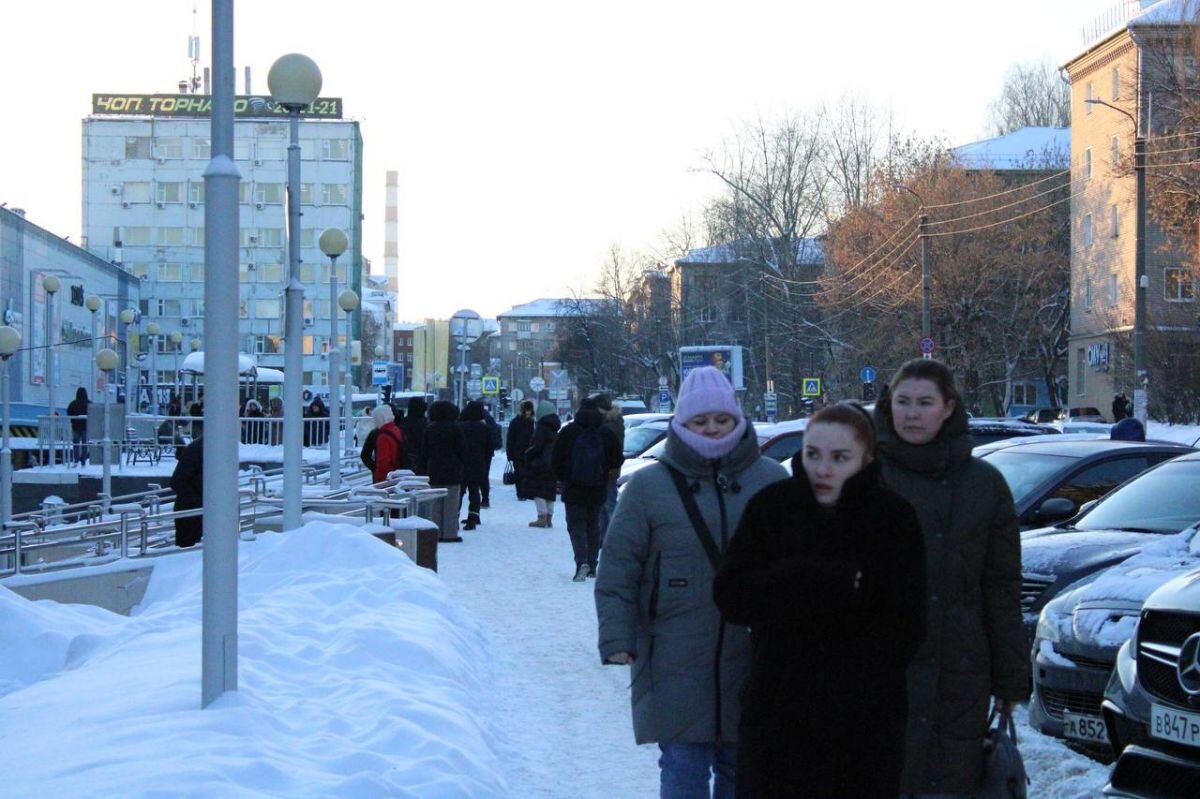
[920,212,931,348]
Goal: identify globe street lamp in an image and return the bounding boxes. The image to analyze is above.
[119,308,138,409]
[42,274,61,464]
[338,289,359,453]
[269,52,322,531]
[319,228,348,490]
[0,326,22,525]
[86,294,102,394]
[95,348,119,509]
[146,321,161,415]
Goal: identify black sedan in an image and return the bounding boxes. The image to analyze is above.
[978,439,1192,530]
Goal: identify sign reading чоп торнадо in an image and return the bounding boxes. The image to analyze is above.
[91,93,344,119]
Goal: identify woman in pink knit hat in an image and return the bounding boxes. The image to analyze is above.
[595,366,787,796]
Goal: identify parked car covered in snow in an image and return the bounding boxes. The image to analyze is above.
[1102,565,1200,796]
[622,419,669,459]
[1029,526,1200,752]
[1020,450,1200,638]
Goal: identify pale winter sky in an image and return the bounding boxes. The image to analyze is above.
[1,0,1111,320]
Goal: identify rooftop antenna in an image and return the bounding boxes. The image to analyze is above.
[185,0,202,93]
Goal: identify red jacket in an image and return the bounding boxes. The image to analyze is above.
[372,422,405,483]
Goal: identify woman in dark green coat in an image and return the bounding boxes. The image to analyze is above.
[873,359,1029,797]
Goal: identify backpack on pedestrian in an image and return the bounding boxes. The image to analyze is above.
[569,426,606,487]
[373,426,404,475]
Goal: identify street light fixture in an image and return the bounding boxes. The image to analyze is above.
[450,309,480,407]
[1086,96,1148,424]
[86,294,102,394]
[338,289,359,453]
[319,228,348,490]
[0,325,22,526]
[119,308,138,408]
[42,274,61,463]
[269,52,322,531]
[95,348,119,509]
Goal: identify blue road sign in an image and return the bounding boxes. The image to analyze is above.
[481,375,500,395]
[802,378,822,397]
[919,337,936,355]
[860,366,877,384]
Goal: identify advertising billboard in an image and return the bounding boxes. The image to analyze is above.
[679,345,743,390]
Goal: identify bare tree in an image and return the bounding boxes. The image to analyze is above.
[821,95,896,217]
[987,59,1071,135]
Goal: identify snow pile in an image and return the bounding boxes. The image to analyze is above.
[1147,421,1200,447]
[0,522,507,798]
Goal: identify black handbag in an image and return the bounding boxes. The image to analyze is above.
[979,706,1029,799]
[502,460,518,485]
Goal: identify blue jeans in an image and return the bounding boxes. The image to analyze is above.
[658,743,736,799]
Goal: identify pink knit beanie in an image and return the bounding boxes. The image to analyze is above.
[670,366,747,459]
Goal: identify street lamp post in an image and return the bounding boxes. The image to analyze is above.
[169,331,183,408]
[119,309,138,410]
[897,185,931,357]
[42,275,61,464]
[319,229,348,489]
[86,294,102,394]
[269,52,323,531]
[146,322,160,415]
[450,309,480,408]
[95,348,119,509]
[0,326,22,526]
[1086,97,1148,423]
[338,290,359,453]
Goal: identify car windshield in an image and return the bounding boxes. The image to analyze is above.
[983,451,1078,504]
[624,425,666,456]
[1074,459,1200,534]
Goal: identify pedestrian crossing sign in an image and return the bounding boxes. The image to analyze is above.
[481,376,500,395]
[802,378,822,397]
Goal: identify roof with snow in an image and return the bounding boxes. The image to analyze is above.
[675,237,824,269]
[950,127,1071,170]
[1073,1,1196,63]
[497,298,613,318]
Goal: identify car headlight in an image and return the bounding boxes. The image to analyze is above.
[1036,606,1063,644]
[1114,638,1138,694]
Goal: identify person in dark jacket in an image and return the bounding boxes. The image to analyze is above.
[1111,416,1146,441]
[595,366,788,795]
[1111,392,1131,422]
[553,397,623,580]
[399,397,429,472]
[523,410,561,528]
[873,359,1029,796]
[480,405,501,507]
[66,387,90,466]
[457,401,492,530]
[713,403,927,798]
[304,395,330,446]
[170,433,204,547]
[506,400,536,501]
[593,393,625,544]
[422,401,466,542]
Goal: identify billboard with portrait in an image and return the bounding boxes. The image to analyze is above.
[679,345,743,390]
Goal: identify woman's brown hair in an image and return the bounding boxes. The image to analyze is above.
[888,358,961,408]
[808,402,877,456]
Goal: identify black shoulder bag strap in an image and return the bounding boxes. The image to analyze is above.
[663,464,723,570]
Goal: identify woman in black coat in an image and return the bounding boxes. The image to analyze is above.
[421,400,466,542]
[170,435,204,548]
[399,397,429,472]
[506,400,536,500]
[457,401,492,529]
[713,404,927,798]
[522,412,561,527]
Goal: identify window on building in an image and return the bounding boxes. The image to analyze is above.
[125,137,152,159]
[300,263,318,283]
[321,183,348,205]
[303,335,315,355]
[123,182,152,204]
[128,262,150,278]
[259,228,283,247]
[154,298,182,316]
[239,300,249,318]
[155,138,184,159]
[517,321,531,333]
[1084,277,1093,310]
[1110,273,1119,304]
[259,262,283,283]
[191,138,211,159]
[530,322,541,333]
[300,183,314,204]
[1083,213,1093,246]
[239,263,255,283]
[1111,204,1119,237]
[158,263,183,282]
[1084,147,1092,180]
[157,182,184,204]
[302,229,316,249]
[157,227,186,246]
[1011,382,1038,406]
[255,183,284,205]
[123,227,153,245]
[256,141,285,163]
[255,299,281,319]
[1085,81,1093,113]
[508,341,517,351]
[300,140,316,160]
[321,139,349,160]
[191,227,205,247]
[191,262,204,282]
[1165,267,1196,301]
[1112,66,1121,100]
[1111,134,1120,165]
[189,182,205,205]
[1076,348,1086,394]
[234,139,252,161]
[544,321,555,332]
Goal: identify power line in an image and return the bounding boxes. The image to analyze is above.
[924,191,1076,237]
[925,177,1072,228]
[921,168,1071,210]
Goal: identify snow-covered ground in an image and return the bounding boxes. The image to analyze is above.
[1,458,1116,796]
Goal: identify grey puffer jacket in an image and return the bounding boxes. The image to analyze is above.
[874,387,1030,795]
[595,426,787,745]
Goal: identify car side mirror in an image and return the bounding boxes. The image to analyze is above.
[1079,499,1098,516]
[1037,497,1077,523]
